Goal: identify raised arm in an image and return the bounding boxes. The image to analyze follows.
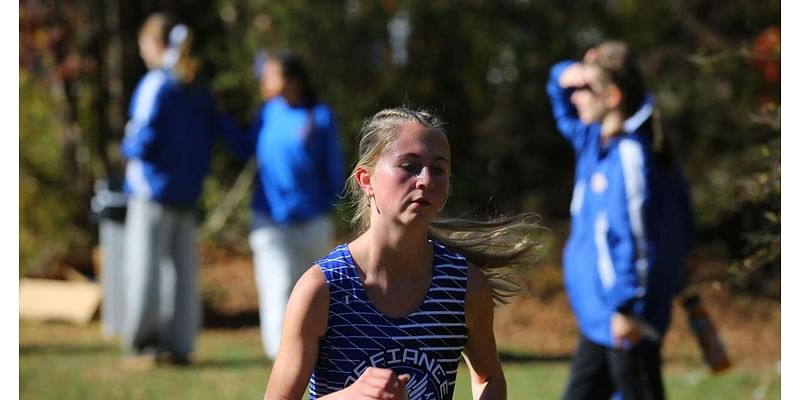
[545,60,594,152]
[263,266,329,400]
[462,263,506,400]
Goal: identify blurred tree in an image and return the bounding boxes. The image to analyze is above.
[19,0,780,297]
[21,0,97,273]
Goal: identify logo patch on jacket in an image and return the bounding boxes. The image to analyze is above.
[591,172,608,194]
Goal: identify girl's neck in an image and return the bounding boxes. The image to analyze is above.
[600,109,625,146]
[350,223,431,279]
[349,224,434,319]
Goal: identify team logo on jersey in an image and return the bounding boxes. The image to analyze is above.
[344,348,449,400]
[591,172,608,194]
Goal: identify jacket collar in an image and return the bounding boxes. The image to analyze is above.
[623,95,654,134]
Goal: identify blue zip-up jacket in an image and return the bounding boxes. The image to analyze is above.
[547,60,692,347]
[225,97,344,225]
[121,69,217,206]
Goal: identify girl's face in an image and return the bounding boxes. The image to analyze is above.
[138,34,166,69]
[260,61,286,100]
[366,122,451,228]
[569,64,611,124]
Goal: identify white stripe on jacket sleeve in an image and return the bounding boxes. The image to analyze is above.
[619,139,648,296]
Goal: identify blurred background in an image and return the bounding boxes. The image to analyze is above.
[20,0,780,296]
[19,0,780,398]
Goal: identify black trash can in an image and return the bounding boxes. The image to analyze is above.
[91,178,128,339]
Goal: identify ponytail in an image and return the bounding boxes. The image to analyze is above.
[163,23,199,84]
[650,106,679,169]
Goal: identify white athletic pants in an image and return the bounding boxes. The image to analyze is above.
[121,198,200,358]
[249,213,334,359]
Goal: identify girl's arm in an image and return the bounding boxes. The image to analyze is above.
[462,263,507,400]
[263,266,329,400]
[121,74,169,161]
[216,104,262,161]
[607,140,649,347]
[263,267,409,400]
[318,368,409,400]
[321,110,345,207]
[545,60,595,152]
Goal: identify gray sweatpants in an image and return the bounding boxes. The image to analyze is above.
[249,213,334,359]
[121,198,200,358]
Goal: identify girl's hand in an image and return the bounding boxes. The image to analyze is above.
[342,367,410,400]
[611,312,641,348]
[558,62,590,89]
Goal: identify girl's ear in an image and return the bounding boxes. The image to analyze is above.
[605,84,623,109]
[354,165,372,194]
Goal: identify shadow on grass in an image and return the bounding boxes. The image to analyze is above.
[188,357,270,370]
[20,343,115,356]
[203,305,260,328]
[498,351,572,364]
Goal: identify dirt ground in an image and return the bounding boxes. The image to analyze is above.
[197,245,781,371]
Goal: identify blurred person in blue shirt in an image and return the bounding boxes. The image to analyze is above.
[546,41,693,399]
[226,51,345,359]
[120,12,218,365]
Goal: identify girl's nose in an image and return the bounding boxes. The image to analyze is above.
[416,167,432,187]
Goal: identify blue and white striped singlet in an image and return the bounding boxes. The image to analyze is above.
[309,240,469,400]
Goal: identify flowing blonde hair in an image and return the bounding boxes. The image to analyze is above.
[344,107,544,305]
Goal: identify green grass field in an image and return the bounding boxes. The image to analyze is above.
[20,321,779,399]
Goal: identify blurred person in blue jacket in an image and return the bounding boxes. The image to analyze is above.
[226,51,345,359]
[546,40,693,399]
[120,12,218,365]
